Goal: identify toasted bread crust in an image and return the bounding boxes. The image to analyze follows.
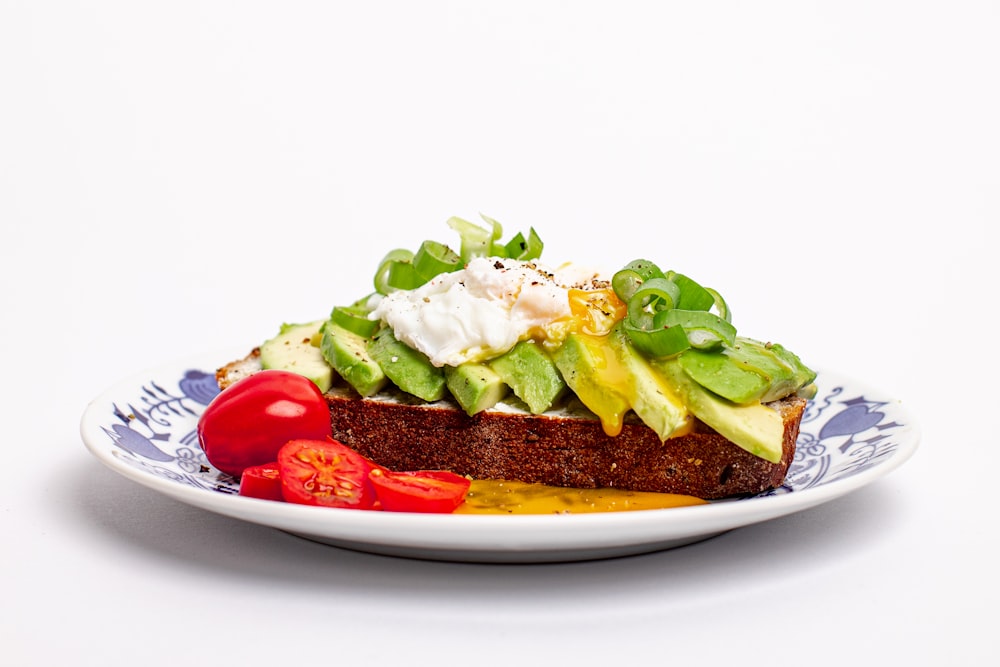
[326,391,803,499]
[216,351,804,499]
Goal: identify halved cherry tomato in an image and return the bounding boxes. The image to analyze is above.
[277,438,378,509]
[369,469,471,513]
[197,370,331,477]
[239,462,284,501]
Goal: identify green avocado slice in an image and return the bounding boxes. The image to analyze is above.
[653,358,787,463]
[677,347,772,404]
[319,322,387,397]
[489,340,566,415]
[445,362,509,416]
[367,327,446,402]
[260,320,334,392]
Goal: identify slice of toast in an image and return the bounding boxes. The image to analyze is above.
[215,349,805,499]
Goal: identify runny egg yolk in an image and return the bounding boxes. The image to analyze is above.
[455,479,707,514]
[567,287,627,336]
[540,287,627,348]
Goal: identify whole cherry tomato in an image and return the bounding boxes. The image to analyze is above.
[197,370,331,477]
[369,469,471,513]
[277,438,379,509]
[239,462,284,501]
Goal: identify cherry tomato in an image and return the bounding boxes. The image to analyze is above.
[277,438,378,509]
[369,469,471,513]
[239,462,284,501]
[197,370,331,477]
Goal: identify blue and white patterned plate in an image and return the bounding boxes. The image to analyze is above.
[80,353,920,563]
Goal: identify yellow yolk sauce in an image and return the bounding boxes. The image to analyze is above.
[454,479,708,514]
[564,287,627,337]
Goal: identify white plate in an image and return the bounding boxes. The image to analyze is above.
[80,353,919,563]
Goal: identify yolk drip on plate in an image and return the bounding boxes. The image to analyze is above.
[454,479,708,514]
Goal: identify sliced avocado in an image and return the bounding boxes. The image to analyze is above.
[726,337,814,403]
[606,322,691,440]
[552,332,632,437]
[319,322,387,397]
[488,340,566,414]
[653,358,786,463]
[367,327,446,402]
[796,382,819,400]
[766,342,817,392]
[444,362,509,416]
[260,321,334,392]
[678,347,771,404]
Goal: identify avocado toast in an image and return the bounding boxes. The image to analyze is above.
[215,216,816,500]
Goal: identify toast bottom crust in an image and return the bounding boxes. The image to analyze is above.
[327,392,806,500]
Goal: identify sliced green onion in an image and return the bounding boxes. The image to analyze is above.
[611,269,643,303]
[622,259,665,282]
[330,306,380,338]
[667,271,716,312]
[503,227,544,260]
[624,319,691,357]
[660,309,737,349]
[501,232,523,259]
[612,260,668,307]
[413,240,461,281]
[524,228,544,260]
[447,216,494,261]
[610,259,740,359]
[373,249,414,294]
[385,259,423,291]
[479,213,504,239]
[627,278,681,327]
[705,286,731,322]
[478,214,508,257]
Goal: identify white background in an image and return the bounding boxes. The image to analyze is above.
[2,1,996,665]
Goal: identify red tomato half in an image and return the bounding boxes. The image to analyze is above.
[239,462,284,501]
[369,469,472,513]
[197,370,331,477]
[278,438,378,509]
